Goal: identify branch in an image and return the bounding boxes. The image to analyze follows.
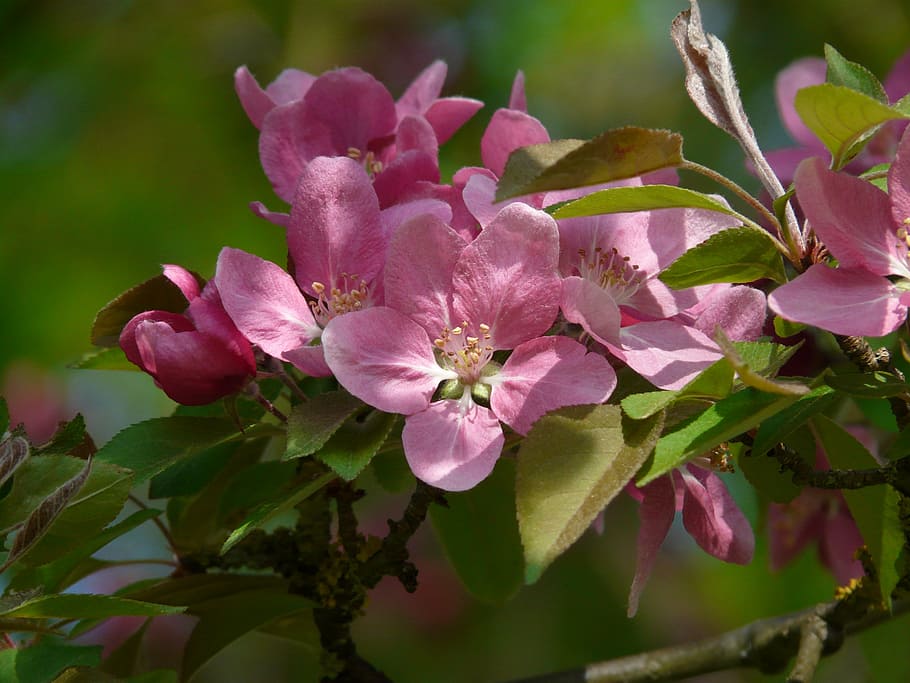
[504,593,908,683]
[770,443,910,497]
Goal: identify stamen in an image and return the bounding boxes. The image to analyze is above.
[309,275,371,326]
[433,320,495,384]
[577,245,644,304]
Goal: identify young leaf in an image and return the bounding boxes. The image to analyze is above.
[284,390,364,460]
[430,459,523,603]
[638,388,798,486]
[794,84,907,168]
[33,414,88,456]
[314,409,397,481]
[0,593,184,619]
[659,227,787,288]
[715,330,808,396]
[2,458,92,571]
[70,346,137,371]
[517,405,664,584]
[495,127,683,201]
[825,371,910,399]
[732,340,802,380]
[91,272,197,347]
[0,435,29,490]
[813,415,903,606]
[773,316,805,338]
[95,416,243,484]
[0,640,102,683]
[221,470,335,553]
[621,391,677,420]
[751,385,838,457]
[824,44,888,103]
[551,184,738,220]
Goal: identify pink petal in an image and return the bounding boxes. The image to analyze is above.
[627,476,677,617]
[424,97,484,145]
[889,127,910,229]
[462,173,540,229]
[819,506,865,585]
[678,466,754,564]
[321,307,456,415]
[615,322,721,390]
[215,247,320,361]
[264,68,315,106]
[795,158,910,277]
[764,146,818,187]
[689,285,767,341]
[120,311,193,369]
[234,66,275,130]
[768,497,825,572]
[383,214,464,337]
[453,203,560,349]
[282,344,332,378]
[768,264,906,336]
[287,156,385,296]
[560,276,622,347]
[775,58,827,147]
[259,100,310,202]
[508,71,527,112]
[481,108,549,177]
[372,149,440,209]
[379,198,453,243]
[162,264,200,301]
[491,336,616,435]
[249,201,289,228]
[884,47,910,104]
[402,400,503,491]
[396,60,447,119]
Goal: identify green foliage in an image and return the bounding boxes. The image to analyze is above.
[517,405,664,583]
[313,409,397,481]
[660,227,786,288]
[824,44,888,103]
[751,385,838,457]
[0,639,102,683]
[284,391,364,460]
[550,184,739,219]
[430,459,523,603]
[69,346,136,371]
[825,371,910,399]
[0,593,184,619]
[621,358,734,420]
[495,127,683,201]
[794,84,908,169]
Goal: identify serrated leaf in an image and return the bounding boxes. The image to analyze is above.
[495,127,683,201]
[751,385,838,457]
[216,460,298,525]
[69,346,137,371]
[430,459,523,603]
[148,442,237,499]
[284,391,364,460]
[314,409,397,481]
[369,447,415,493]
[773,315,805,338]
[517,405,664,583]
[0,593,184,619]
[794,84,907,168]
[621,391,677,420]
[679,357,736,399]
[2,458,93,571]
[733,340,802,380]
[813,415,903,606]
[551,184,739,219]
[0,435,30,490]
[715,330,808,396]
[739,448,802,504]
[91,273,197,347]
[95,417,243,484]
[660,227,786,288]
[33,415,88,457]
[181,589,313,682]
[825,371,910,399]
[221,470,335,553]
[127,574,288,609]
[824,44,888,103]
[0,640,102,683]
[638,388,798,486]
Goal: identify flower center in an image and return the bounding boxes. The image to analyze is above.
[577,246,644,304]
[433,321,494,385]
[347,147,384,177]
[310,273,370,327]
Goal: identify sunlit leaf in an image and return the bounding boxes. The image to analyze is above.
[284,391,364,460]
[825,371,910,399]
[824,44,888,103]
[551,184,737,219]
[314,409,397,481]
[751,385,838,457]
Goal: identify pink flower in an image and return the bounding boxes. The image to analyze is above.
[322,203,616,491]
[627,463,754,617]
[768,128,910,336]
[215,156,449,377]
[119,266,256,405]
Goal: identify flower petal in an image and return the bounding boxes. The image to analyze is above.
[322,307,456,415]
[424,97,484,145]
[402,400,503,491]
[480,108,549,177]
[679,466,754,564]
[775,58,827,147]
[689,285,767,341]
[491,336,616,435]
[560,275,622,347]
[768,264,906,336]
[627,476,677,617]
[615,322,721,390]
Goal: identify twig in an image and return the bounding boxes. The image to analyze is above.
[128,494,176,551]
[787,614,827,683]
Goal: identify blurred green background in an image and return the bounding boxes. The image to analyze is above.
[3,0,910,681]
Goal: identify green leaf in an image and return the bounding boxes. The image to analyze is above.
[91,272,198,347]
[551,184,739,219]
[620,360,735,420]
[751,385,838,457]
[69,346,136,371]
[813,416,903,606]
[99,619,151,677]
[314,409,397,481]
[638,388,798,486]
[739,449,802,504]
[181,589,314,682]
[773,315,805,338]
[127,574,289,609]
[0,398,8,435]
[32,415,87,457]
[430,459,523,603]
[0,456,85,532]
[715,330,808,396]
[7,508,161,594]
[369,447,415,493]
[824,44,888,103]
[0,593,184,619]
[221,470,335,553]
[732,340,802,380]
[0,639,102,683]
[517,405,664,583]
[825,371,909,399]
[217,460,299,525]
[95,417,243,484]
[660,227,786,288]
[621,391,677,420]
[149,442,237,499]
[794,84,907,168]
[284,391,364,460]
[495,127,683,201]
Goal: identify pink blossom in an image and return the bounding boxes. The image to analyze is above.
[768,128,910,336]
[627,463,754,617]
[322,204,616,491]
[119,266,256,406]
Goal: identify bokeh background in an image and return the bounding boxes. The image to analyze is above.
[3,0,910,681]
